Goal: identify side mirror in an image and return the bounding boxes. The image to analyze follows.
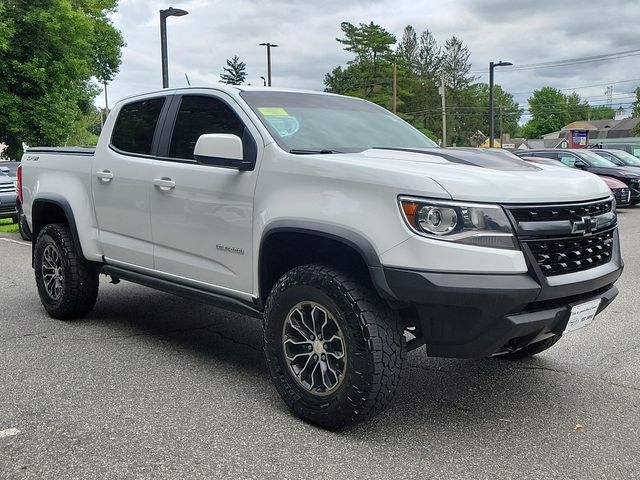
[574,160,587,169]
[194,134,253,170]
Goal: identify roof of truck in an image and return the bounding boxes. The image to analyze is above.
[117,85,340,104]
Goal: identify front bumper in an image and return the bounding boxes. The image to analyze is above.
[0,195,18,219]
[382,239,623,358]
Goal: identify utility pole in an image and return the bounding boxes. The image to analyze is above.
[489,60,512,147]
[499,106,503,148]
[440,74,447,147]
[104,81,109,113]
[392,62,397,113]
[160,7,189,88]
[259,43,278,86]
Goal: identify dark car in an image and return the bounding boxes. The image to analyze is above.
[590,149,640,170]
[589,143,640,158]
[520,156,631,207]
[515,149,640,205]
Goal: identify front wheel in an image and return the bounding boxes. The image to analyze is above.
[34,224,99,320]
[264,265,405,429]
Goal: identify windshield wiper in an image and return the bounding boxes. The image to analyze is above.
[289,149,342,154]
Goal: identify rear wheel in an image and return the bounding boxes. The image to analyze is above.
[498,335,562,360]
[34,224,99,319]
[264,264,405,429]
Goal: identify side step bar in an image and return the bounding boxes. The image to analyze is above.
[98,265,263,319]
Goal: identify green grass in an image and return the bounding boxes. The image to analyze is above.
[0,217,18,233]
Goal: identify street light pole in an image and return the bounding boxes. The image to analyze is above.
[259,42,278,86]
[160,7,189,88]
[260,76,267,86]
[489,60,512,148]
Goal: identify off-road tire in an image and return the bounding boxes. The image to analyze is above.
[264,264,405,429]
[18,204,32,241]
[34,223,99,320]
[499,335,562,360]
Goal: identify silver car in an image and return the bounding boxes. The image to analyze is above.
[0,166,18,222]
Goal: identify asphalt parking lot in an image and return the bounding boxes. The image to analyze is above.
[1,211,639,480]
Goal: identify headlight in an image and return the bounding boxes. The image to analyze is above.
[399,196,517,249]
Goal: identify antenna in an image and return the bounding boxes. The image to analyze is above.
[184,73,191,86]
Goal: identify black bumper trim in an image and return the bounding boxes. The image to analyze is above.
[383,264,622,358]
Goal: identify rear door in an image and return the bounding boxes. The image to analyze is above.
[149,92,261,295]
[92,96,168,268]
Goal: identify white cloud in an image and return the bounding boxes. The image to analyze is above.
[102,0,640,117]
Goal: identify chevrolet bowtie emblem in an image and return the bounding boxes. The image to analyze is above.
[571,216,598,235]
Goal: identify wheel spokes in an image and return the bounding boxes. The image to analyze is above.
[282,301,347,396]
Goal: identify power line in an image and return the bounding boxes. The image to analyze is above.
[509,78,640,96]
[470,48,640,74]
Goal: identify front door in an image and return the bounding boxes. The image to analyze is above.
[149,93,261,295]
[92,96,167,268]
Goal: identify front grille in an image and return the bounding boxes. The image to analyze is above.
[526,229,615,276]
[0,185,15,194]
[614,188,630,205]
[506,198,617,277]
[508,198,612,223]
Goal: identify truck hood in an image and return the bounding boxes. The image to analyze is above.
[340,148,612,203]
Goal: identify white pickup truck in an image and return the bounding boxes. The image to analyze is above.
[20,86,623,428]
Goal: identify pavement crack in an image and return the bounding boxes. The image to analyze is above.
[510,365,576,376]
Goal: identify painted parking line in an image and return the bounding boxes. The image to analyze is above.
[0,428,20,438]
[0,238,30,247]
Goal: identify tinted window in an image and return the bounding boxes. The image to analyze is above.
[111,98,166,155]
[169,96,245,160]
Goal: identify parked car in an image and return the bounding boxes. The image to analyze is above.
[0,169,18,223]
[515,149,640,204]
[21,87,622,428]
[519,156,631,207]
[589,142,640,158]
[590,149,640,170]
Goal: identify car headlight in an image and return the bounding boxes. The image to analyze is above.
[399,196,517,249]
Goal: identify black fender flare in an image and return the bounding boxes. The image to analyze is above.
[259,220,399,305]
[31,194,84,263]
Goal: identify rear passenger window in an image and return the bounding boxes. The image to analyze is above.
[169,96,245,160]
[111,98,166,155]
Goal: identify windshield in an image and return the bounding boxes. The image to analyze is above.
[240,91,437,153]
[575,150,618,167]
[609,150,640,166]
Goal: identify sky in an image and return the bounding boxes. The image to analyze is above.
[104,0,640,120]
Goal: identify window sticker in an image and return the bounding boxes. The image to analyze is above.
[258,107,299,137]
[258,107,289,116]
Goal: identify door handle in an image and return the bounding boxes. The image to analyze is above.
[153,177,176,191]
[96,170,114,183]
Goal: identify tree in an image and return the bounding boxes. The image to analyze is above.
[440,36,478,145]
[475,84,521,138]
[0,0,124,159]
[220,55,247,85]
[325,22,398,108]
[522,87,570,139]
[441,36,475,92]
[631,87,640,118]
[566,92,589,122]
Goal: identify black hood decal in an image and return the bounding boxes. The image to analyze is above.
[372,147,541,172]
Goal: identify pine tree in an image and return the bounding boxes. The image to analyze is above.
[220,55,247,85]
